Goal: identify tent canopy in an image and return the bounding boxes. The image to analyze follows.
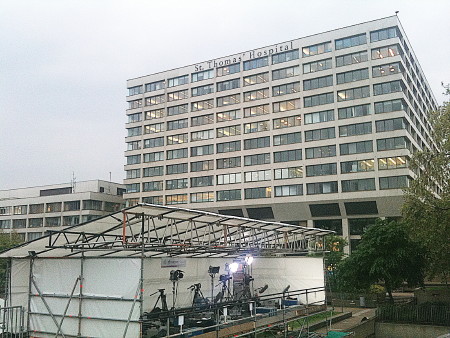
[0,203,333,258]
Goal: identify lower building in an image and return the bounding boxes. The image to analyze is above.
[0,180,125,241]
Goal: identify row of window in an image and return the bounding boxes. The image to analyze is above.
[128,27,401,96]
[0,214,101,229]
[0,201,122,216]
[127,175,409,204]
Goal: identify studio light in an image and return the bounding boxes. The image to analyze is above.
[245,254,254,265]
[229,262,239,273]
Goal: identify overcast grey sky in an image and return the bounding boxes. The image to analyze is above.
[1,0,449,190]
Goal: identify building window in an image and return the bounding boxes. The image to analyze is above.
[314,219,342,235]
[167,148,188,160]
[144,122,164,134]
[341,159,375,173]
[335,33,366,50]
[273,82,300,96]
[126,169,141,179]
[244,104,270,117]
[126,154,141,165]
[45,202,60,215]
[29,204,44,214]
[82,200,102,210]
[64,201,80,211]
[244,136,270,150]
[244,153,270,166]
[371,44,401,60]
[145,80,165,92]
[244,121,269,134]
[165,194,188,205]
[244,88,269,102]
[275,184,303,197]
[349,218,377,235]
[167,89,188,102]
[166,163,188,175]
[337,86,370,102]
[143,166,164,177]
[191,99,214,112]
[377,136,411,151]
[217,63,240,76]
[165,179,188,190]
[191,160,214,172]
[217,78,240,92]
[128,99,142,109]
[191,176,214,187]
[272,66,299,80]
[217,140,241,153]
[191,114,214,127]
[127,127,142,137]
[243,72,269,86]
[167,119,188,131]
[376,118,407,132]
[272,49,299,64]
[306,181,338,195]
[217,172,242,185]
[244,169,271,182]
[303,58,332,74]
[217,94,240,107]
[243,57,268,71]
[304,93,334,107]
[217,125,241,138]
[127,141,141,151]
[336,68,369,84]
[274,166,303,180]
[168,75,189,87]
[29,218,44,228]
[336,50,368,67]
[342,178,376,192]
[167,133,188,145]
[143,151,164,162]
[305,145,336,159]
[306,163,337,177]
[302,42,331,57]
[304,110,334,125]
[340,140,373,155]
[145,95,164,106]
[191,144,214,157]
[217,189,241,201]
[379,176,409,190]
[273,98,300,113]
[217,109,241,122]
[374,99,406,114]
[338,104,371,119]
[370,26,399,42]
[192,69,214,82]
[303,75,333,91]
[378,156,408,170]
[245,187,271,199]
[128,85,143,96]
[142,196,163,205]
[143,181,164,192]
[273,132,301,146]
[127,112,142,123]
[217,156,241,169]
[45,217,61,227]
[191,84,214,97]
[145,109,165,120]
[373,80,404,96]
[305,127,335,141]
[339,122,372,137]
[191,129,214,141]
[167,104,188,116]
[274,149,302,163]
[372,62,402,78]
[144,137,164,149]
[0,220,11,229]
[191,192,214,203]
[273,115,301,129]
[0,207,11,216]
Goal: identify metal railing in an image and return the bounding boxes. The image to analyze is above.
[376,303,450,326]
[1,305,25,337]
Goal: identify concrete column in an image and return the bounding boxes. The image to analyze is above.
[342,218,350,255]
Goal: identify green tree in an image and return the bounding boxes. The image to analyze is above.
[337,219,426,302]
[323,235,347,291]
[403,85,450,284]
[0,232,23,296]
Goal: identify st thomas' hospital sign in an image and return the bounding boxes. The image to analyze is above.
[193,41,295,72]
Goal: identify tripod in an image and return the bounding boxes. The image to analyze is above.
[150,289,168,312]
[215,277,232,303]
[189,283,208,308]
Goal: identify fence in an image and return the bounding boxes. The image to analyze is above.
[376,303,450,326]
[1,305,25,337]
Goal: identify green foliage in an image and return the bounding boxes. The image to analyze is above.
[337,219,426,302]
[0,232,23,296]
[323,235,347,291]
[403,85,450,283]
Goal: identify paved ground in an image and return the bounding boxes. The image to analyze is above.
[315,307,376,334]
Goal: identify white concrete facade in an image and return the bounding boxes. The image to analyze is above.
[124,16,437,251]
[0,180,125,241]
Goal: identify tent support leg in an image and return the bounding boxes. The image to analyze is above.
[123,283,141,338]
[77,252,84,337]
[55,277,80,338]
[26,257,34,335]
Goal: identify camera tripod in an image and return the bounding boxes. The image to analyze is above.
[189,283,208,308]
[214,277,232,303]
[150,289,168,312]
